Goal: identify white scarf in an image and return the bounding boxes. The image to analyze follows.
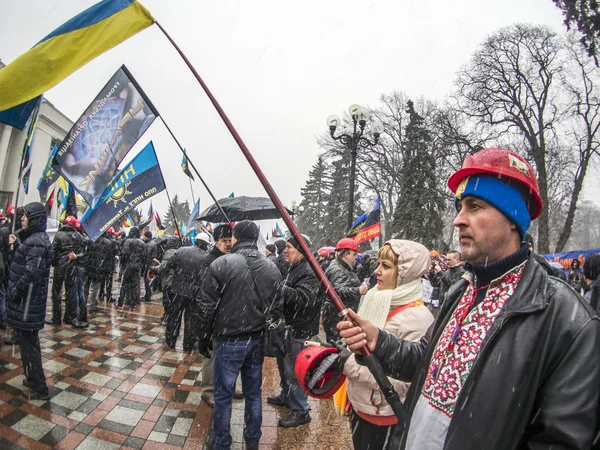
[357,279,423,330]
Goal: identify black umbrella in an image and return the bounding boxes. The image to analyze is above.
[198,196,293,222]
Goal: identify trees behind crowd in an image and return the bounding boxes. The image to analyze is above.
[297,24,600,254]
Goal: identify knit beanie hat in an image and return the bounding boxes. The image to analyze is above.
[454,174,531,240]
[274,239,286,253]
[287,234,312,256]
[233,221,259,242]
[266,244,277,254]
[213,224,232,241]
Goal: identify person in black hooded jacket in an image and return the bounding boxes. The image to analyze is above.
[7,202,53,400]
[116,227,147,310]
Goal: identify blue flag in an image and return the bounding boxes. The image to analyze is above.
[186,199,200,235]
[37,143,60,200]
[81,141,165,241]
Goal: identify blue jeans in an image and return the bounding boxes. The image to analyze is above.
[213,337,264,449]
[275,338,310,412]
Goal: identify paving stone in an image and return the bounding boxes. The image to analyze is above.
[11,414,55,440]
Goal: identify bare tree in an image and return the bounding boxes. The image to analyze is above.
[454,24,600,252]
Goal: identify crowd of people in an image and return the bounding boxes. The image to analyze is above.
[1,146,600,449]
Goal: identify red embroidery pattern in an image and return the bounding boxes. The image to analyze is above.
[421,264,525,418]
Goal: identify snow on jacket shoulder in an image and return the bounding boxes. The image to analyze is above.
[169,246,210,298]
[198,240,282,340]
[344,301,433,417]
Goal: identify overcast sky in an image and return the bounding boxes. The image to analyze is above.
[2,0,596,232]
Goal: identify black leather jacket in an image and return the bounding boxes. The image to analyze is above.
[371,256,600,449]
[51,226,85,271]
[198,240,282,341]
[281,258,321,339]
[323,258,362,310]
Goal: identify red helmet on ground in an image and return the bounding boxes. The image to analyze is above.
[6,205,15,217]
[63,216,78,228]
[447,148,542,220]
[335,238,360,253]
[295,346,346,399]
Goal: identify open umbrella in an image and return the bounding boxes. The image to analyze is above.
[198,196,293,222]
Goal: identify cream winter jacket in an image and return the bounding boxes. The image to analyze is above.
[343,300,434,418]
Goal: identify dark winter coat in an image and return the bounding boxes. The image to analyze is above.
[85,235,116,281]
[7,203,52,331]
[276,253,289,278]
[145,238,158,267]
[323,258,362,311]
[198,240,282,341]
[370,256,600,450]
[437,264,466,303]
[0,222,11,281]
[121,237,147,271]
[280,258,321,339]
[51,225,85,272]
[148,236,181,288]
[266,253,277,265]
[167,245,210,298]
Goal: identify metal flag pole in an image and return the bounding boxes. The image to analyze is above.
[157,116,230,223]
[155,21,408,426]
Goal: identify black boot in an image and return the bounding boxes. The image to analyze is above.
[267,395,289,407]
[278,411,311,427]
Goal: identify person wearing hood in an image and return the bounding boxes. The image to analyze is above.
[6,202,53,400]
[343,240,434,449]
[149,232,210,350]
[46,215,85,326]
[568,258,584,294]
[115,227,147,310]
[339,148,600,449]
[267,234,321,428]
[198,221,282,450]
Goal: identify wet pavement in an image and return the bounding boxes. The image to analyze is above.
[0,279,352,449]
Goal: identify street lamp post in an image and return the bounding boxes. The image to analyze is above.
[290,200,304,221]
[327,105,383,232]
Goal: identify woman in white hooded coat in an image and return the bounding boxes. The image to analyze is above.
[343,239,434,450]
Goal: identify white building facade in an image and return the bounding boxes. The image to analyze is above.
[0,60,73,215]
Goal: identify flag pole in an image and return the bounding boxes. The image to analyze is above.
[155,20,408,426]
[158,116,230,223]
[188,177,196,205]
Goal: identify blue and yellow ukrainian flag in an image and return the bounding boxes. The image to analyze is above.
[0,0,154,112]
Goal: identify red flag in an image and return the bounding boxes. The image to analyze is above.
[46,187,55,208]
